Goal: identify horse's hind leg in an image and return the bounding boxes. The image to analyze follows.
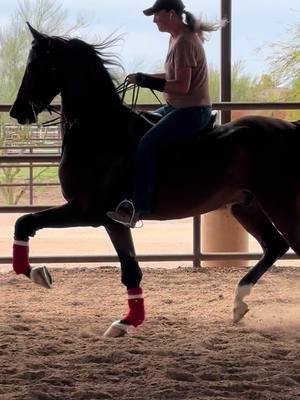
[256,190,300,257]
[230,202,289,323]
[104,223,144,337]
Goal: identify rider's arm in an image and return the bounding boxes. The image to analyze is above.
[152,73,166,79]
[164,67,192,95]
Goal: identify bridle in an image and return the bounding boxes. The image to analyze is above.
[30,101,62,127]
[32,75,162,128]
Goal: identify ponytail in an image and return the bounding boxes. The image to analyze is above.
[182,10,227,42]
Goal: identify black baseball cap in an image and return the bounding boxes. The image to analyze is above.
[143,0,186,16]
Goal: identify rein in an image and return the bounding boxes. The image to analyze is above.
[116,76,163,110]
[41,105,62,127]
[31,102,62,128]
[33,76,163,129]
[116,76,140,110]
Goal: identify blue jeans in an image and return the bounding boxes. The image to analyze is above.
[132,104,212,215]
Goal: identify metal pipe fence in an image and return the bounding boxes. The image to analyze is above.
[1,102,300,267]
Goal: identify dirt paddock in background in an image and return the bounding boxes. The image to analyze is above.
[1,265,299,400]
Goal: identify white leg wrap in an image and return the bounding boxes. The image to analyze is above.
[14,240,29,246]
[234,284,253,302]
[233,284,253,323]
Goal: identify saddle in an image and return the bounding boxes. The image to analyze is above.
[139,109,218,133]
[127,109,218,144]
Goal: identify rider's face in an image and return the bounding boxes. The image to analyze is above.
[153,10,172,32]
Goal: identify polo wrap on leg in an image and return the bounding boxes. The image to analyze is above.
[123,287,145,327]
[13,240,30,275]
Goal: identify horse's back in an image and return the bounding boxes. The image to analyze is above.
[233,115,297,132]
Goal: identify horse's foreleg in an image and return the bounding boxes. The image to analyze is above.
[13,201,92,288]
[104,223,144,337]
[230,202,289,323]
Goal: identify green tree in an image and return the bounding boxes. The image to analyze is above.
[231,61,259,102]
[267,23,300,85]
[0,0,88,205]
[258,74,278,90]
[283,78,300,120]
[0,0,88,104]
[208,65,220,103]
[208,61,260,103]
[265,20,300,119]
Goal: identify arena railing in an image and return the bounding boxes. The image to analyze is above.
[1,102,300,267]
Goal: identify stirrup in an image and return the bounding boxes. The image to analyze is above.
[115,199,139,228]
[107,199,143,228]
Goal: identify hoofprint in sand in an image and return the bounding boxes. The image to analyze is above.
[1,266,299,400]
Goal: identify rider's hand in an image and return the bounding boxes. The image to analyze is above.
[127,73,138,84]
[135,73,166,92]
[127,73,166,92]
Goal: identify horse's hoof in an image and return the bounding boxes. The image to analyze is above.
[30,266,52,289]
[233,300,249,323]
[103,320,129,337]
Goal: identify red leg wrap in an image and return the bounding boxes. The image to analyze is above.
[123,288,145,327]
[13,242,30,275]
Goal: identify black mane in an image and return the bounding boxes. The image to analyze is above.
[44,34,125,117]
[50,34,123,85]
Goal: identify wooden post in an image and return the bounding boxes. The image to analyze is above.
[201,207,249,267]
[200,0,248,267]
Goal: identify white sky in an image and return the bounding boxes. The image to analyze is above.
[1,0,299,76]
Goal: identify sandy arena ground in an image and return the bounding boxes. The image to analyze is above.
[1,266,299,400]
[1,213,300,399]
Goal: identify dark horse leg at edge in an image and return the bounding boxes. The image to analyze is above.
[9,23,300,337]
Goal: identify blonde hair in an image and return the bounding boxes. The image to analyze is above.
[182,11,227,42]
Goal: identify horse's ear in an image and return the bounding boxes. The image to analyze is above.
[26,22,47,42]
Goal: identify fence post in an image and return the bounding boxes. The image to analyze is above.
[221,0,232,124]
[29,146,33,204]
[193,216,201,268]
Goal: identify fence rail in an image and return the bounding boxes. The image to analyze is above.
[2,102,300,113]
[1,102,300,267]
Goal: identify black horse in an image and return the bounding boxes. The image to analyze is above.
[10,24,300,336]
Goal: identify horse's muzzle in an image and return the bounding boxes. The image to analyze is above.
[10,100,37,125]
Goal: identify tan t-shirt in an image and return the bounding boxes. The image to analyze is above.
[164,30,211,108]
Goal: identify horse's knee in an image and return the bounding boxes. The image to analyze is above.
[15,213,38,240]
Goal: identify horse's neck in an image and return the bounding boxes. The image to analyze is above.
[61,68,122,125]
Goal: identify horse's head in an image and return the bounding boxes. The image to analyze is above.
[10,23,63,124]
